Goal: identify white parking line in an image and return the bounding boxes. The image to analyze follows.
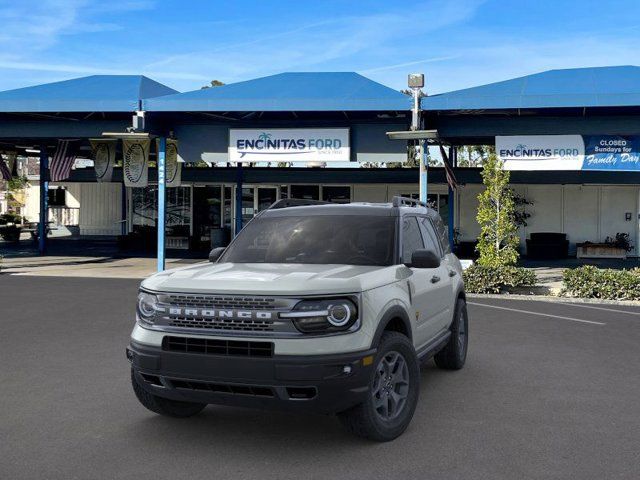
[557,302,640,316]
[468,302,606,326]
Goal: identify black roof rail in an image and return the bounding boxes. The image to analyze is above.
[392,196,428,208]
[268,198,331,210]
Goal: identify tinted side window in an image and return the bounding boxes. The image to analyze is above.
[426,215,451,254]
[402,217,424,264]
[418,217,442,257]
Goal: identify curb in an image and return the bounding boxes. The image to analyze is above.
[467,293,640,307]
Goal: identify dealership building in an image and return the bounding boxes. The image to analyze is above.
[3,66,640,259]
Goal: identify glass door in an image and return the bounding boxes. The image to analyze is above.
[257,186,278,212]
[233,185,280,234]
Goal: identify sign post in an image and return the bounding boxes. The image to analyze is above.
[408,73,427,203]
[157,137,166,272]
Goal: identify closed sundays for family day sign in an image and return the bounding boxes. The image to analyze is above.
[229,128,350,162]
[497,135,640,171]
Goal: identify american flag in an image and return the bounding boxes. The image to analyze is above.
[50,140,80,182]
[439,144,458,190]
[0,156,11,180]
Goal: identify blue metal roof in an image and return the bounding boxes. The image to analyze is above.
[0,75,178,113]
[422,66,640,111]
[144,72,411,112]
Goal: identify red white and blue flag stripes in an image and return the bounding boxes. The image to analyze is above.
[50,140,80,182]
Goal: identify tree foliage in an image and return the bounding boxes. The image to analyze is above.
[457,145,495,167]
[475,153,519,267]
[201,80,225,89]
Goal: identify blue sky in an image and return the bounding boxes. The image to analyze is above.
[1,0,640,94]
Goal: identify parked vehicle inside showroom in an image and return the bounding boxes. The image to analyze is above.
[127,196,468,441]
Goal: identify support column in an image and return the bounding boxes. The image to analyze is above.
[448,146,456,250]
[157,137,166,272]
[121,182,127,236]
[235,163,243,235]
[419,140,428,203]
[38,147,48,256]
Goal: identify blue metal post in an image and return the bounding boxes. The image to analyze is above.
[419,140,428,202]
[235,163,243,235]
[448,146,456,250]
[157,137,166,272]
[38,147,48,255]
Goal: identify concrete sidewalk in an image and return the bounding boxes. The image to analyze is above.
[0,255,201,278]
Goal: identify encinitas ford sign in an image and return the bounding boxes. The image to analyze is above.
[229,128,350,162]
[497,135,640,171]
[496,135,584,170]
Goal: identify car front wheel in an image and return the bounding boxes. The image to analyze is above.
[338,331,420,442]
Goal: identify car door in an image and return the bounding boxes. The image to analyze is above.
[418,216,455,332]
[401,216,447,348]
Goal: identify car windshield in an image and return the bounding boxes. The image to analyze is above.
[220,215,396,266]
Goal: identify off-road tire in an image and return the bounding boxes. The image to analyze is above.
[131,369,206,418]
[337,331,420,442]
[434,297,468,370]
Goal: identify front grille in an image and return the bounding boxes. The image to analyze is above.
[169,379,274,397]
[168,316,275,332]
[166,295,277,310]
[162,336,274,357]
[153,293,300,336]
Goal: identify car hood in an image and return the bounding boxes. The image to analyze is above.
[142,262,405,295]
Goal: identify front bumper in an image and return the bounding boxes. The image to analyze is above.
[128,340,376,414]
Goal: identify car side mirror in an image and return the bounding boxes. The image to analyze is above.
[407,249,440,269]
[208,247,226,263]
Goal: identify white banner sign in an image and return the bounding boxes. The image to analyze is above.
[229,128,350,162]
[156,138,181,187]
[122,138,150,187]
[89,138,116,182]
[496,135,585,170]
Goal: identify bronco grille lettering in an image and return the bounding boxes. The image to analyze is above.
[167,307,274,320]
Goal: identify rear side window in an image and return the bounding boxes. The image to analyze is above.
[423,215,451,254]
[418,217,442,257]
[401,217,424,264]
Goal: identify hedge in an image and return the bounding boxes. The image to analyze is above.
[463,264,537,294]
[562,266,640,300]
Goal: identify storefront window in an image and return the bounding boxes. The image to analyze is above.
[193,186,222,248]
[131,186,191,235]
[322,186,351,203]
[290,184,319,200]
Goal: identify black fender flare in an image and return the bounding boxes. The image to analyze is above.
[370,305,413,348]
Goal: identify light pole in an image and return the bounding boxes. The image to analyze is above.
[408,73,427,203]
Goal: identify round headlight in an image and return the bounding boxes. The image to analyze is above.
[137,291,157,322]
[327,303,352,327]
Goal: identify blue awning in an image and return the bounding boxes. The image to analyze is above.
[144,72,411,112]
[422,66,640,111]
[0,75,178,113]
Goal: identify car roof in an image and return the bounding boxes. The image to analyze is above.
[261,201,440,218]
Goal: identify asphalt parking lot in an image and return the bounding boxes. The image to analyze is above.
[1,275,639,480]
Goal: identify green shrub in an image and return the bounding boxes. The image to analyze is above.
[463,264,537,294]
[562,266,640,300]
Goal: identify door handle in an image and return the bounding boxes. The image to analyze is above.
[430,275,441,283]
[448,270,457,277]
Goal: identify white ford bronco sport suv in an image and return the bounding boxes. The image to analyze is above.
[128,197,468,441]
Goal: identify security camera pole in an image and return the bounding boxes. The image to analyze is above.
[408,73,427,202]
